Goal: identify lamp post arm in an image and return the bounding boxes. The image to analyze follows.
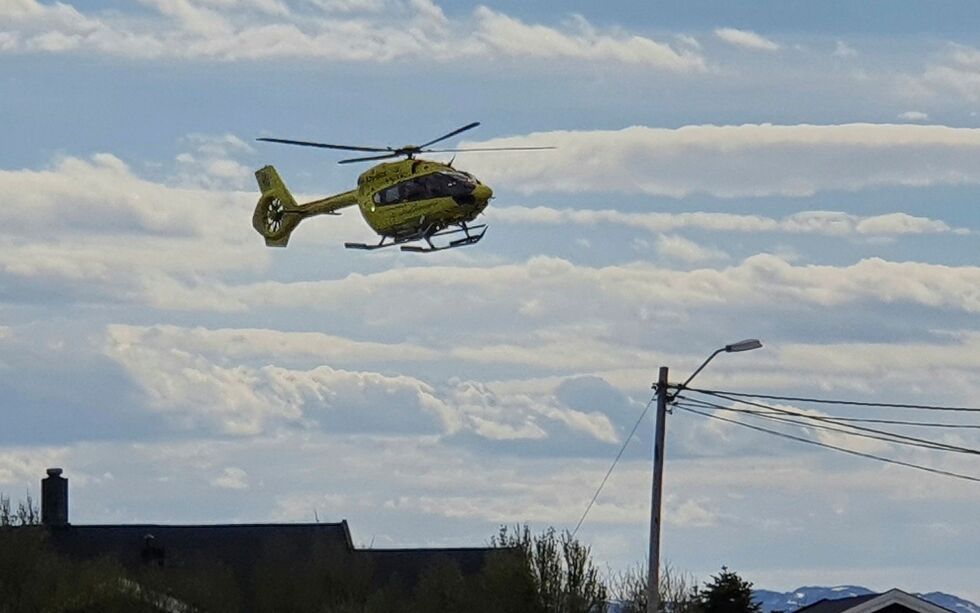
[669,348,723,401]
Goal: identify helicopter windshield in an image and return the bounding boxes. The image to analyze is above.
[373,172,476,206]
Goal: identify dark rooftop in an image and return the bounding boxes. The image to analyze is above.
[47,522,354,579]
[794,594,879,613]
[30,468,513,611]
[46,522,507,590]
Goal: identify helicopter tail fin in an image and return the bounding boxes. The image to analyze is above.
[253,165,360,248]
[253,165,303,247]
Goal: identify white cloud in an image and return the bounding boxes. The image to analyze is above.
[456,123,980,197]
[0,0,165,57]
[196,0,292,17]
[0,153,250,239]
[1,0,93,27]
[108,324,441,364]
[473,8,705,71]
[103,324,619,444]
[0,1,706,69]
[675,34,701,50]
[104,331,451,436]
[853,212,955,235]
[492,206,964,238]
[3,149,978,358]
[0,151,282,307]
[833,40,856,57]
[174,134,255,189]
[303,0,387,12]
[211,466,249,489]
[0,31,18,50]
[726,402,893,455]
[898,110,929,121]
[28,30,81,52]
[136,0,234,37]
[775,333,980,377]
[108,322,665,377]
[715,27,779,52]
[669,497,719,527]
[0,450,67,487]
[654,234,729,263]
[197,254,980,319]
[913,45,980,102]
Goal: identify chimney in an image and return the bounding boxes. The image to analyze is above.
[41,468,68,527]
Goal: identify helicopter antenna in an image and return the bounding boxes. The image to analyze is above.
[257,122,554,164]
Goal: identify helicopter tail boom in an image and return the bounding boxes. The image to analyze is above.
[252,165,357,247]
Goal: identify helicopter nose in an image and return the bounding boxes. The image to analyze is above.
[473,184,492,202]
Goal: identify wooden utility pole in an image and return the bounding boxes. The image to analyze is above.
[648,366,669,613]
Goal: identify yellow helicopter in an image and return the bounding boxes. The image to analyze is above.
[252,122,551,252]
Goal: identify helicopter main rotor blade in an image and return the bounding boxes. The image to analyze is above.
[338,153,402,164]
[257,138,391,153]
[417,122,481,149]
[423,146,557,153]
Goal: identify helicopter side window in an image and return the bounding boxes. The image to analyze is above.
[373,186,398,206]
[374,178,431,207]
[400,179,426,202]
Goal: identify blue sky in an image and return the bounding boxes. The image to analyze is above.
[3,0,980,600]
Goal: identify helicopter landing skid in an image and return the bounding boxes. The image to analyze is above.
[344,223,487,253]
[400,223,487,253]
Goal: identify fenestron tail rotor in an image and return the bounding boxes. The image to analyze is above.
[257,122,554,163]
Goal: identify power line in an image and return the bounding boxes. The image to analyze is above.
[677,394,980,458]
[685,388,980,430]
[673,398,942,452]
[679,389,980,431]
[682,399,980,429]
[675,397,980,457]
[674,404,980,484]
[789,415,980,429]
[683,387,980,413]
[571,396,654,539]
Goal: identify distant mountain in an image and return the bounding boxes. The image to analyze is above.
[754,585,874,611]
[753,585,980,613]
[920,591,980,613]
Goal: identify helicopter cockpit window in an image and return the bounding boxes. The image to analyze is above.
[426,172,476,198]
[373,173,476,206]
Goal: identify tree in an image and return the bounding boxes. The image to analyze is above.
[608,562,700,613]
[0,508,607,612]
[0,524,158,612]
[491,524,608,613]
[697,566,761,613]
[0,491,39,527]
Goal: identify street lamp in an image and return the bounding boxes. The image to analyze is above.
[647,340,763,613]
